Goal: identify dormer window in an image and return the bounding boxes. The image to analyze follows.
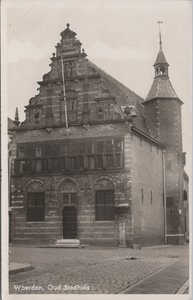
[97,105,104,119]
[34,110,40,123]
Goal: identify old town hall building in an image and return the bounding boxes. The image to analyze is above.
[9,24,188,247]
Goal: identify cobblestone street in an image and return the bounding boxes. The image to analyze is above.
[9,244,189,294]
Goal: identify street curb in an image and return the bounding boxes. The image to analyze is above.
[176,279,189,294]
[9,263,34,274]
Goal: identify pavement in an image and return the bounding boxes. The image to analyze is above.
[9,263,34,274]
[9,243,189,295]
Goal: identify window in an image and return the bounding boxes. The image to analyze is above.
[52,158,60,170]
[25,160,31,172]
[19,161,25,173]
[51,145,59,156]
[61,144,68,155]
[79,143,85,154]
[150,191,153,205]
[166,197,173,208]
[69,143,77,155]
[70,157,77,170]
[115,154,121,168]
[15,137,124,175]
[97,141,104,153]
[18,147,25,158]
[183,190,188,201]
[106,140,113,152]
[34,110,40,123]
[26,145,34,158]
[97,105,104,118]
[88,156,95,170]
[41,159,48,171]
[87,142,94,154]
[95,190,114,221]
[27,192,45,222]
[141,188,144,204]
[106,155,114,168]
[35,160,42,172]
[78,156,84,170]
[35,146,42,158]
[68,100,77,111]
[61,158,66,170]
[42,144,50,157]
[96,155,103,169]
[115,138,123,151]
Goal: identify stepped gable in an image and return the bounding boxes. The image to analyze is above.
[21,23,150,135]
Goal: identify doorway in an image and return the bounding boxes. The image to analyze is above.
[63,206,77,239]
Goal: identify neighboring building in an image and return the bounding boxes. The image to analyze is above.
[9,24,188,247]
[183,170,189,238]
[8,117,15,242]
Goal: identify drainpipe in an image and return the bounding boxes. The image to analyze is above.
[162,150,167,244]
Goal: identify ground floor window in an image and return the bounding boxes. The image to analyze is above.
[95,190,114,221]
[27,192,45,221]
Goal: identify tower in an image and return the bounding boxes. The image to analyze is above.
[143,25,184,244]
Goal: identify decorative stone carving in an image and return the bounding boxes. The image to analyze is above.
[59,127,77,136]
[95,178,114,190]
[30,130,42,137]
[25,180,45,192]
[96,124,115,133]
[59,180,77,192]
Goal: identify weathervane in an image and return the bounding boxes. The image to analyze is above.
[157,20,163,50]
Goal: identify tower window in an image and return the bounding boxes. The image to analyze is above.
[166,197,173,208]
[150,191,153,205]
[141,188,144,204]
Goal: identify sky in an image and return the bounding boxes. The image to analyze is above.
[2,0,192,175]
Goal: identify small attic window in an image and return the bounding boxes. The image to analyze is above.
[97,105,104,119]
[34,110,40,123]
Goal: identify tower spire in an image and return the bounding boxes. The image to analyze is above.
[14,107,20,126]
[157,20,163,51]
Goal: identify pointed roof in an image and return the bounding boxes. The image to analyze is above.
[145,77,178,101]
[154,50,169,66]
[87,61,150,133]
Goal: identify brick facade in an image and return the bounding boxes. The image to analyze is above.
[9,24,187,247]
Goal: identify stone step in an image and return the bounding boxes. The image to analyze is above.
[55,239,80,248]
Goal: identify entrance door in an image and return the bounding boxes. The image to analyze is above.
[63,206,77,239]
